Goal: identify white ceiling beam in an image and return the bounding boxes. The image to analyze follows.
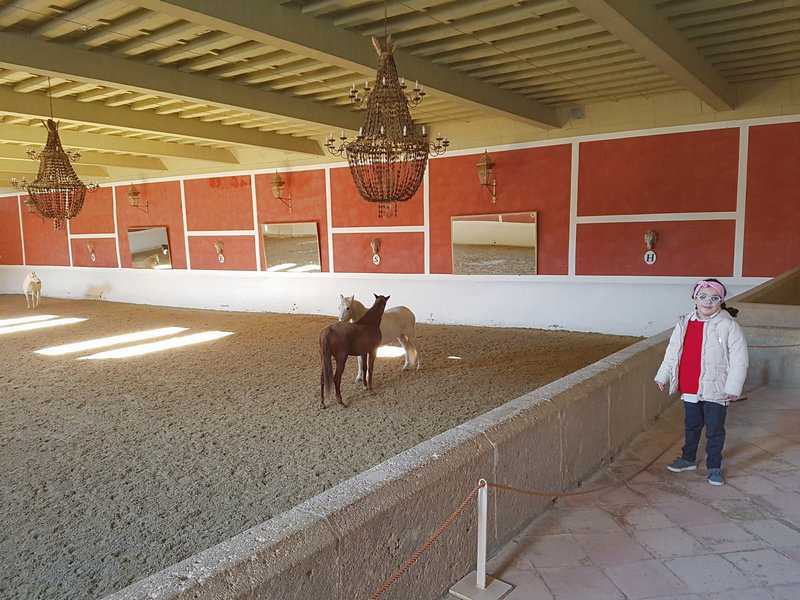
[0,123,238,163]
[0,146,167,170]
[127,0,561,129]
[0,159,108,178]
[0,85,322,156]
[0,32,355,144]
[567,0,736,110]
[77,9,154,47]
[32,0,108,38]
[113,20,200,56]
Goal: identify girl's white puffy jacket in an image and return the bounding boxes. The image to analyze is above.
[655,309,749,405]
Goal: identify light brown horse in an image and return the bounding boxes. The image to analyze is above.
[319,294,389,408]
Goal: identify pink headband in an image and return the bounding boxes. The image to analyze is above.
[693,280,726,300]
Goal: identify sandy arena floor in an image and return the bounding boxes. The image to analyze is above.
[0,296,636,600]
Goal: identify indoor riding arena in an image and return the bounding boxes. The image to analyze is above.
[1,2,800,600]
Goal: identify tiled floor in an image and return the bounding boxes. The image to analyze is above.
[477,386,800,600]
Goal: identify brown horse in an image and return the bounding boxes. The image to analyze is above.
[319,294,389,408]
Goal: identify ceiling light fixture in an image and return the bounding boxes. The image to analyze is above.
[325,1,449,218]
[11,78,98,229]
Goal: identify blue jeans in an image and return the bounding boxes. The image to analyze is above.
[681,401,727,469]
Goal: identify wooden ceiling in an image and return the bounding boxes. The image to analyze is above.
[0,0,798,184]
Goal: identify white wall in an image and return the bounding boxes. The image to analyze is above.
[0,265,766,336]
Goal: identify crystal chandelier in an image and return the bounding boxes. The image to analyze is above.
[325,35,449,217]
[12,80,97,229]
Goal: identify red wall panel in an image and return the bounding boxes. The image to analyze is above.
[69,186,115,234]
[743,122,800,277]
[333,232,424,274]
[255,170,329,272]
[188,235,257,271]
[578,129,739,216]
[429,145,571,274]
[0,197,23,265]
[71,237,118,268]
[330,166,424,227]
[115,182,186,269]
[183,176,253,231]
[576,220,735,276]
[21,197,70,266]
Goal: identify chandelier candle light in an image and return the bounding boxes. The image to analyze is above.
[325,35,449,218]
[12,80,97,229]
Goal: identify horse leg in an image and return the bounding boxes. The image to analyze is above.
[367,351,377,392]
[354,354,365,383]
[25,292,30,309]
[407,333,421,370]
[361,354,369,389]
[334,354,348,407]
[320,369,326,409]
[398,336,410,370]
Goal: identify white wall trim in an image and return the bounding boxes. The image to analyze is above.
[331,226,426,234]
[576,212,737,224]
[568,141,579,276]
[325,167,334,273]
[734,126,749,278]
[437,113,800,159]
[69,233,116,239]
[111,186,122,268]
[423,167,431,275]
[65,219,74,267]
[250,174,261,272]
[179,179,191,271]
[186,230,256,237]
[16,195,25,266]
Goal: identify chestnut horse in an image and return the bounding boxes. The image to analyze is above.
[319,294,389,408]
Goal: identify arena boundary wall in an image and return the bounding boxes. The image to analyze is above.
[0,264,765,336]
[100,329,675,600]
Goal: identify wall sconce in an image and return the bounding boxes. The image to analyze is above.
[644,229,658,265]
[476,150,497,203]
[127,184,148,213]
[214,240,225,264]
[370,238,381,266]
[86,242,96,263]
[272,171,292,212]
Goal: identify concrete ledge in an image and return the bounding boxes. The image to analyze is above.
[103,333,675,600]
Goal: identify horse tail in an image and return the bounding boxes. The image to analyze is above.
[320,329,334,401]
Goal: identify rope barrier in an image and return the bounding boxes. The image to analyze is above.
[367,432,682,599]
[368,482,483,600]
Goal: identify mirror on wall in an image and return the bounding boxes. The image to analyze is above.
[128,226,172,270]
[451,212,537,275]
[263,222,321,272]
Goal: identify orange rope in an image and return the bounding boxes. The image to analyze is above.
[368,483,483,600]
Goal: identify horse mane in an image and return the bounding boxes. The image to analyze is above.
[356,297,387,327]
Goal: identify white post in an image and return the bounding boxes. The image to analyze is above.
[476,479,488,590]
[449,479,512,599]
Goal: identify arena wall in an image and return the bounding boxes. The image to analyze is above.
[100,330,674,600]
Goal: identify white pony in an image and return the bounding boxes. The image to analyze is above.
[23,272,42,309]
[338,294,420,381]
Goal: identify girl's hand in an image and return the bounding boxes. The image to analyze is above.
[656,381,666,392]
[725,394,739,402]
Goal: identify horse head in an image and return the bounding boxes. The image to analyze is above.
[372,294,390,315]
[338,294,355,321]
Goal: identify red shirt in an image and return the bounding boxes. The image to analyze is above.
[679,319,704,394]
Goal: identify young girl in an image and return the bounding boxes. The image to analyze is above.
[655,278,749,486]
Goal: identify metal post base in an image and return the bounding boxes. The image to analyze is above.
[450,571,513,600]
